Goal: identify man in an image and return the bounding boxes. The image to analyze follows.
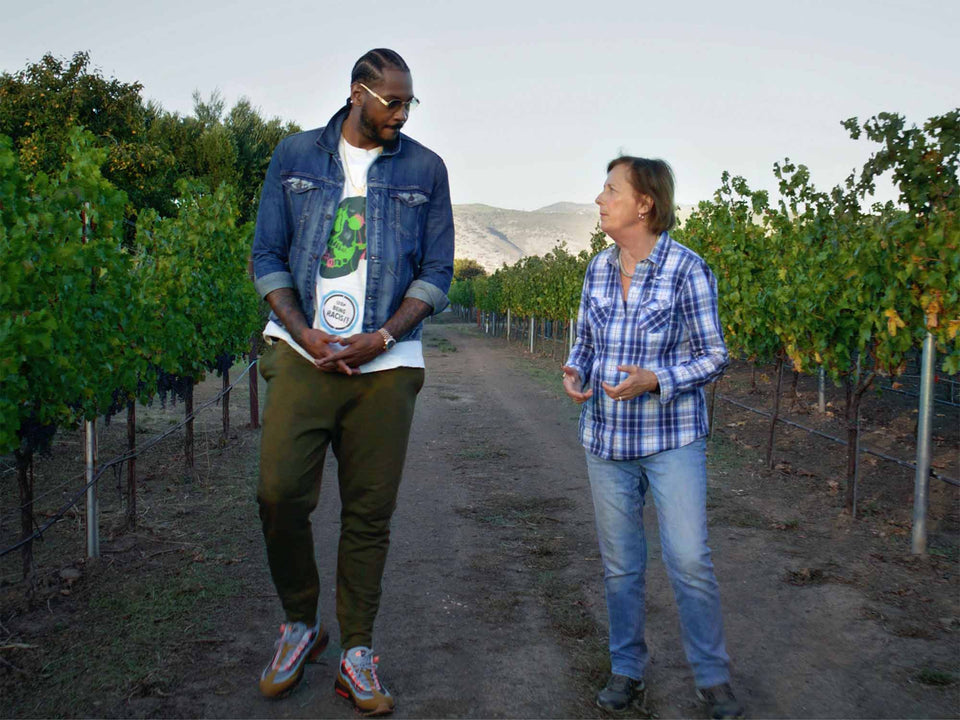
[251,48,453,715]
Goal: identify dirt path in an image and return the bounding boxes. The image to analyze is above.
[3,318,958,718]
[179,320,958,719]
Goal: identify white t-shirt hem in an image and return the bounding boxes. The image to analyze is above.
[263,320,424,373]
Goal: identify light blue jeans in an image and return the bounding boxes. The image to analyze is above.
[584,437,731,688]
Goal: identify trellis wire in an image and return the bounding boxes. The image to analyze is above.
[0,360,257,558]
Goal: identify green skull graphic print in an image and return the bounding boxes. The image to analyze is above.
[320,197,366,279]
[316,196,367,335]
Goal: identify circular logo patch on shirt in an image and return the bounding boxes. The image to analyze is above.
[320,292,358,333]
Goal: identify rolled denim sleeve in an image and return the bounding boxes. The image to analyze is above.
[405,159,454,314]
[251,140,294,299]
[653,263,728,404]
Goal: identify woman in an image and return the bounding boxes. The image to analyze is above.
[562,157,743,719]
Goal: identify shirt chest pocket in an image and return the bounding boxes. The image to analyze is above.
[586,296,614,330]
[638,287,677,334]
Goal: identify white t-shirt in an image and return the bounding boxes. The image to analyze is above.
[263,134,425,372]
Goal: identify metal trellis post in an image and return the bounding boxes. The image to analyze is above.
[85,419,99,558]
[852,355,861,519]
[911,332,936,555]
[818,367,826,413]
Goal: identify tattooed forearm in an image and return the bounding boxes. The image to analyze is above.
[382,298,432,340]
[265,288,309,342]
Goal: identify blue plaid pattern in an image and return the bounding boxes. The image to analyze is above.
[566,233,728,459]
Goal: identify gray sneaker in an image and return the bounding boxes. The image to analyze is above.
[696,683,744,719]
[596,673,645,713]
[259,620,329,697]
[335,646,395,716]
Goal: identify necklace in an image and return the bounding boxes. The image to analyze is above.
[618,251,635,278]
[340,136,368,194]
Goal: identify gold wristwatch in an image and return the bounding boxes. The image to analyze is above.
[377,328,396,351]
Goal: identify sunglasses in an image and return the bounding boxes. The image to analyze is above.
[358,83,420,114]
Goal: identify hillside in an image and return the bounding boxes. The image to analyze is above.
[453,202,695,270]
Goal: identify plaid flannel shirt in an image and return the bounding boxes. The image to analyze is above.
[565,233,728,460]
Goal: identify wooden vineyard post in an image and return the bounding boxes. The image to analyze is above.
[842,354,875,515]
[222,366,230,439]
[766,357,785,469]
[852,394,862,519]
[249,335,260,429]
[126,400,137,529]
[185,381,194,468]
[15,450,36,584]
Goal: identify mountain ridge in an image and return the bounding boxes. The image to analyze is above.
[453,202,694,270]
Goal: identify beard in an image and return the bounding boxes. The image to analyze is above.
[358,103,401,146]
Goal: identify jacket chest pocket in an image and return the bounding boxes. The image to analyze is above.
[282,175,325,248]
[390,190,429,249]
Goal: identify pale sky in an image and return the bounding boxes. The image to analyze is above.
[2,0,957,210]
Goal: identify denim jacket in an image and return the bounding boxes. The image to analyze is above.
[251,104,454,341]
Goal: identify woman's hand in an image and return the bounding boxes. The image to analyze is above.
[601,365,659,401]
[562,365,594,404]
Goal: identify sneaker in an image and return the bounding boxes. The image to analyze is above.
[596,673,645,713]
[335,646,395,716]
[259,620,329,697]
[696,683,744,719]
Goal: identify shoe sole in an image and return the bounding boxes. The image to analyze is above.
[260,626,330,699]
[696,689,744,719]
[334,678,395,716]
[596,691,646,715]
[595,699,645,715]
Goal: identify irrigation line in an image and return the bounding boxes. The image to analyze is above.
[1,469,87,520]
[876,383,960,409]
[717,393,959,487]
[0,360,257,558]
[888,373,960,386]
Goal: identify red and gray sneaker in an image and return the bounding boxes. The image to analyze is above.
[334,646,395,716]
[259,620,329,697]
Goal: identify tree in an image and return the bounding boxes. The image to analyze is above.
[453,258,488,281]
[0,52,174,220]
[224,98,301,223]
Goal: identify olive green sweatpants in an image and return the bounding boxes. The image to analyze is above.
[257,341,424,650]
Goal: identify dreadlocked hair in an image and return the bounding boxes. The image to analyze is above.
[351,49,410,85]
